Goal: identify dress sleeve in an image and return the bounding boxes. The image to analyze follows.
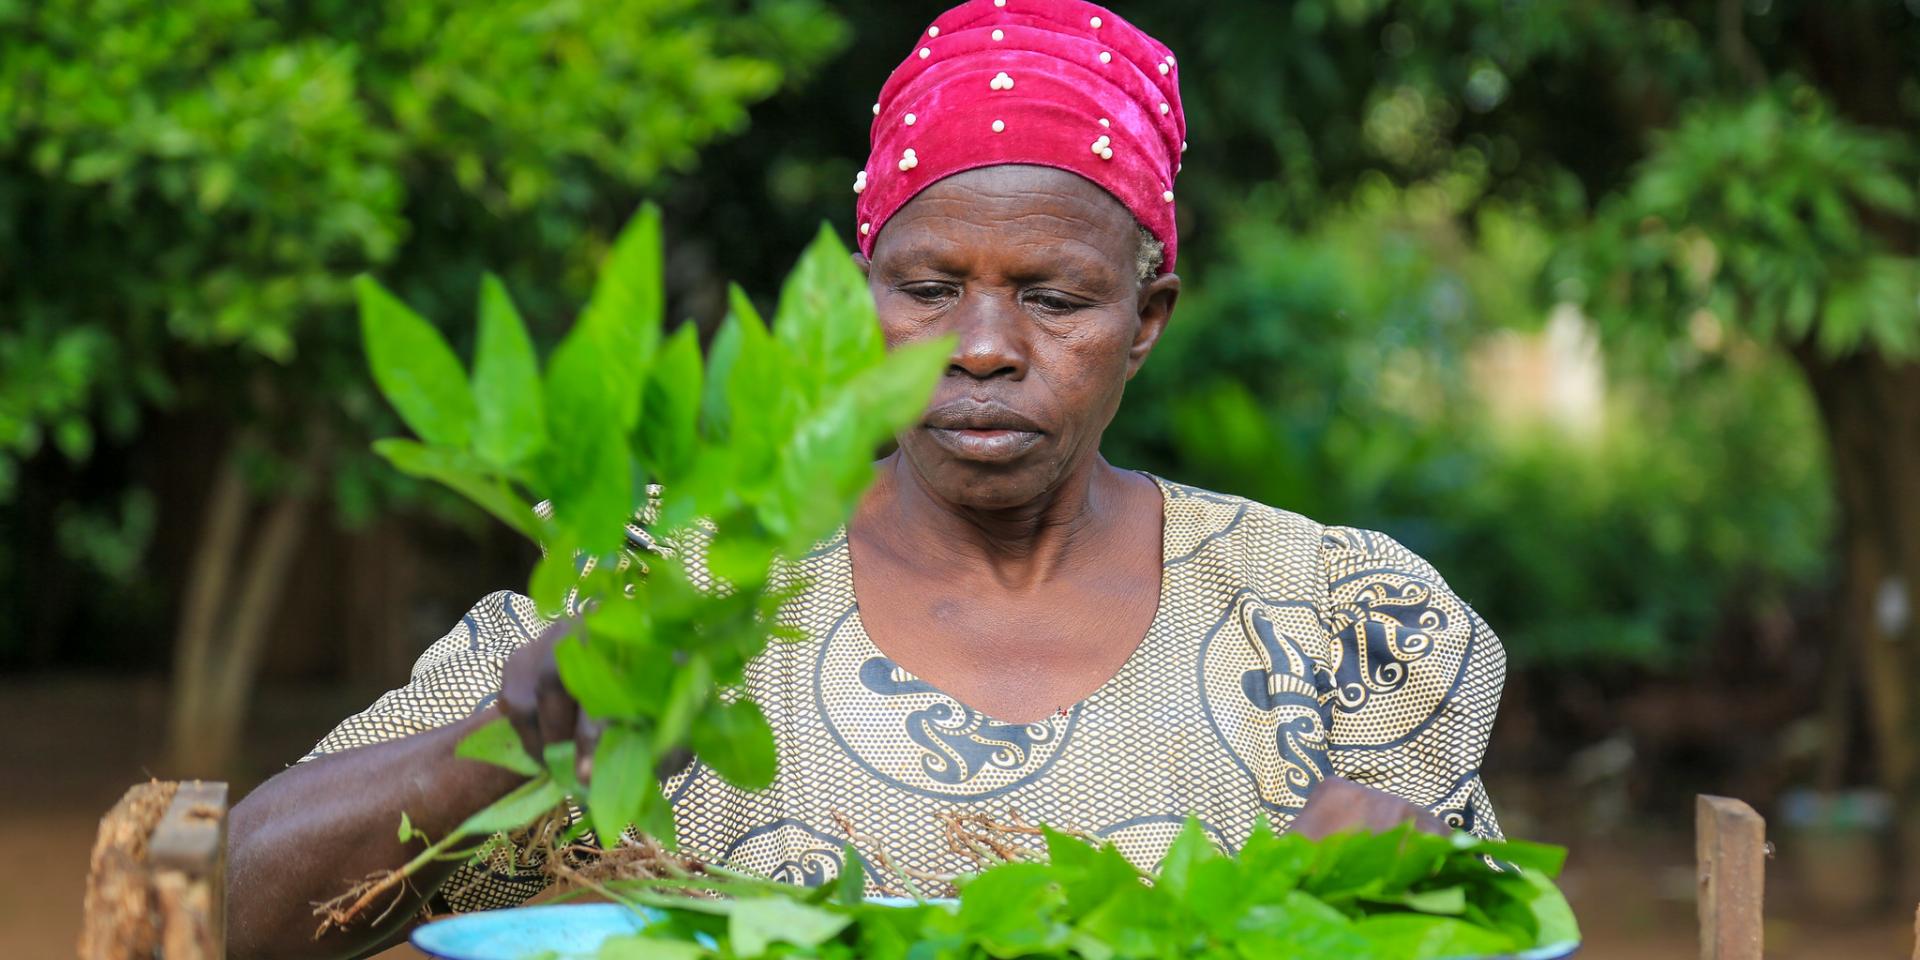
[298,589,560,912]
[1318,528,1506,839]
[301,590,550,759]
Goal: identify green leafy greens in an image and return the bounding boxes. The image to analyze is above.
[356,203,949,854]
[589,821,1577,960]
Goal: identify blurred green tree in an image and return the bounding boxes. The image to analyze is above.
[0,0,847,775]
[1110,0,1918,840]
[3,0,1914,846]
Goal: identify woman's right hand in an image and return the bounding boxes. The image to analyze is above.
[497,619,602,784]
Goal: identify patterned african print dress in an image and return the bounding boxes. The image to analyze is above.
[303,475,1506,911]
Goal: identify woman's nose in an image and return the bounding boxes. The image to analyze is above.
[947,290,1027,381]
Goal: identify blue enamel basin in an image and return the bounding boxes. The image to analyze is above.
[411,901,1579,959]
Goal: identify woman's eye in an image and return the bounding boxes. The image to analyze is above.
[1027,292,1081,313]
[902,284,951,303]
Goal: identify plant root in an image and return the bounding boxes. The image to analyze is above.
[310,869,413,939]
[553,832,708,892]
[318,801,1098,936]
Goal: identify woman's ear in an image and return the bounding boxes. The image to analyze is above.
[852,251,871,280]
[1126,272,1179,379]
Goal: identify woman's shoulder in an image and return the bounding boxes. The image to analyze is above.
[1149,475,1453,593]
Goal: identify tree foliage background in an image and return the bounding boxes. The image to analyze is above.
[1,0,1916,845]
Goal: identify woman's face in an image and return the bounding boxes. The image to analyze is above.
[864,164,1179,510]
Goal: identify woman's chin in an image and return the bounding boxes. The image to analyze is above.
[903,441,1064,511]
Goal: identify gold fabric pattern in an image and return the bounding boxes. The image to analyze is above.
[302,475,1505,911]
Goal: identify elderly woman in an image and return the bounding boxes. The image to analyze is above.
[227,2,1505,957]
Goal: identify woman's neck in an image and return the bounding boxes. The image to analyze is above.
[855,452,1138,590]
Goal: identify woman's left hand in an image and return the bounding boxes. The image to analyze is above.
[1288,776,1449,840]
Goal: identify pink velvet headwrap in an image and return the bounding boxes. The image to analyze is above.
[854,0,1185,273]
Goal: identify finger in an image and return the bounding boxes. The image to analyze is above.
[655,746,694,782]
[1287,810,1334,841]
[500,656,545,760]
[1410,806,1449,836]
[535,670,579,764]
[575,714,604,785]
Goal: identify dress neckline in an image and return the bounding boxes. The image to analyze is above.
[832,471,1175,728]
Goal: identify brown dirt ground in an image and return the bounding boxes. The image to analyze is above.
[5,675,1911,959]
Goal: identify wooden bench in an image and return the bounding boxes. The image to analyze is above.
[79,780,228,960]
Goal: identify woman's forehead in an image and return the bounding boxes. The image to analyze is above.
[873,165,1138,274]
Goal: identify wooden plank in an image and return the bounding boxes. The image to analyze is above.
[1697,794,1766,960]
[79,781,179,959]
[148,781,227,873]
[148,781,229,960]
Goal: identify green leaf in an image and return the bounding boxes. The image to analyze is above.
[699,289,755,442]
[836,845,868,905]
[455,714,541,777]
[555,634,648,718]
[1045,832,1140,919]
[1237,826,1315,899]
[1362,884,1466,915]
[690,698,777,790]
[357,276,476,448]
[371,439,537,540]
[1304,825,1419,901]
[544,205,664,459]
[543,741,581,796]
[957,862,1070,956]
[761,336,950,548]
[1352,913,1517,957]
[845,336,952,442]
[472,273,546,469]
[544,412,636,555]
[1186,856,1249,936]
[453,774,562,836]
[639,321,703,480]
[774,223,884,405]
[721,297,785,493]
[541,206,666,550]
[1453,832,1568,876]
[1519,868,1581,945]
[529,547,579,615]
[577,203,667,428]
[1233,891,1369,958]
[1156,817,1217,900]
[635,789,679,849]
[588,723,657,849]
[728,898,852,957]
[396,811,415,843]
[596,935,710,960]
[652,652,711,756]
[1076,883,1178,959]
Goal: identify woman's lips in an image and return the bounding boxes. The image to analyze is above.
[925,426,1043,462]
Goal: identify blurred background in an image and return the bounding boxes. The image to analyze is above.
[3,0,1917,955]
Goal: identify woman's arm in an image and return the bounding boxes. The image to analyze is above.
[226,706,524,960]
[228,610,594,960]
[1318,527,1509,839]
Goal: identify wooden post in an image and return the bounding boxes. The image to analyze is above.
[79,780,229,960]
[149,781,229,960]
[1697,794,1766,960]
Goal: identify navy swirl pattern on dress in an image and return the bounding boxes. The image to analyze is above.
[720,820,846,888]
[1324,579,1444,713]
[770,848,843,886]
[816,609,1078,799]
[858,657,1060,785]
[1199,595,1335,814]
[1240,605,1335,800]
